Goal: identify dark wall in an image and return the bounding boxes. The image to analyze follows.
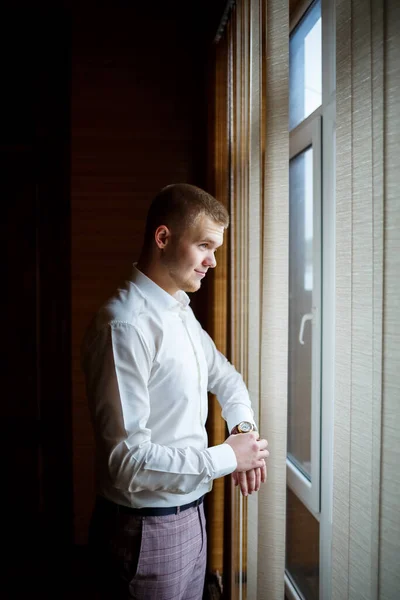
[4,10,72,595]
[4,2,227,594]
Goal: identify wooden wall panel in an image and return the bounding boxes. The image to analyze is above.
[205,31,230,580]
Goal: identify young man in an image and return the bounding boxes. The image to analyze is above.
[82,183,269,600]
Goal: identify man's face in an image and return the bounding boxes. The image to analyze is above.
[162,214,224,294]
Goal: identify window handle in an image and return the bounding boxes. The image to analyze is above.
[299,312,313,345]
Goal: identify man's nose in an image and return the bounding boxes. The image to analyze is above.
[203,252,217,268]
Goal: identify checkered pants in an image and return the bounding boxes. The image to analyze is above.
[89,498,207,600]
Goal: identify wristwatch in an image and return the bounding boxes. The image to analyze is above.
[234,421,257,434]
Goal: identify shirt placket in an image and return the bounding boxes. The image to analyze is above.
[179,310,204,423]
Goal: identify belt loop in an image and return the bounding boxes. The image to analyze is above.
[176,505,181,514]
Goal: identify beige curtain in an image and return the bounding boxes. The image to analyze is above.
[227,0,289,598]
[333,0,400,598]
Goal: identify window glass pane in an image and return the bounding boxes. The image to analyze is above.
[288,147,313,479]
[286,487,320,599]
[289,0,322,130]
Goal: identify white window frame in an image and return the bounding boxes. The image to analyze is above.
[287,110,322,517]
[319,0,336,597]
[285,0,336,598]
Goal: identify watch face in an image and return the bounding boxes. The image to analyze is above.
[238,421,252,433]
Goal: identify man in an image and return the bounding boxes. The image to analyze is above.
[82,183,269,600]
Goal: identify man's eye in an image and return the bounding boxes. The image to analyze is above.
[200,243,208,249]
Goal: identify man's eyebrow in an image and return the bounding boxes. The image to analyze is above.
[199,237,223,247]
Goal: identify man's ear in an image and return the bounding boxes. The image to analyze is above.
[154,225,171,250]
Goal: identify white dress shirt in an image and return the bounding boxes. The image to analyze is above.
[82,265,255,508]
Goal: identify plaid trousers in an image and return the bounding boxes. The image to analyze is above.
[89,497,207,600]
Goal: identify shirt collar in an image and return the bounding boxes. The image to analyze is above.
[130,264,191,312]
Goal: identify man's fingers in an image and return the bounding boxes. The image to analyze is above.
[254,467,261,491]
[255,438,269,462]
[258,438,269,461]
[238,471,248,496]
[246,469,256,494]
[261,460,267,483]
[234,465,265,496]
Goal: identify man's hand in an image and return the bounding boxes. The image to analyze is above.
[224,432,269,472]
[232,462,267,496]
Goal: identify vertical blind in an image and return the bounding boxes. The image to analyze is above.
[210,0,399,597]
[333,0,400,598]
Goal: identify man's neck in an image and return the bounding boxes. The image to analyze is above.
[136,254,178,297]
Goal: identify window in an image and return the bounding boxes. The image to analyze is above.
[287,114,322,516]
[286,0,336,599]
[286,1,324,599]
[286,488,320,599]
[289,0,322,130]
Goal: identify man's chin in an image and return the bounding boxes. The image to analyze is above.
[183,280,201,293]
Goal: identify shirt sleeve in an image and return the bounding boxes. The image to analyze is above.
[83,321,237,496]
[200,326,256,433]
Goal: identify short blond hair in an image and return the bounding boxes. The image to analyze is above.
[144,183,229,246]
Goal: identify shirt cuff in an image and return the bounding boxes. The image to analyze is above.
[225,408,256,435]
[206,443,238,479]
